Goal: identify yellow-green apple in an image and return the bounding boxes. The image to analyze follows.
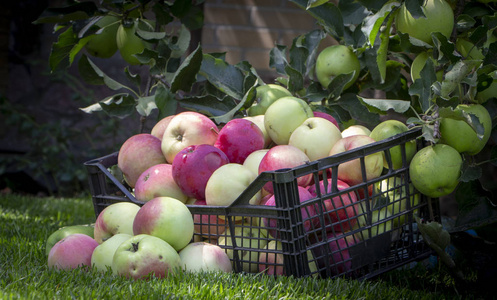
[91,233,132,273]
[172,144,229,200]
[258,240,318,276]
[313,111,339,129]
[263,96,314,145]
[410,51,444,82]
[134,163,188,203]
[315,45,361,90]
[369,120,417,170]
[341,125,371,138]
[242,149,269,178]
[409,144,462,198]
[112,234,182,279]
[377,176,420,226]
[310,233,355,276]
[246,84,292,116]
[150,115,175,140]
[214,118,265,164]
[258,145,312,194]
[288,117,342,161]
[178,242,232,273]
[439,104,492,155]
[47,233,99,271]
[307,178,359,233]
[116,19,149,65]
[133,196,194,251]
[189,199,226,239]
[161,111,219,163]
[217,225,268,273]
[205,163,261,210]
[85,16,119,58]
[117,133,167,188]
[45,224,94,256]
[395,0,454,45]
[328,135,384,187]
[243,115,272,148]
[263,186,316,238]
[94,202,141,244]
[354,207,393,241]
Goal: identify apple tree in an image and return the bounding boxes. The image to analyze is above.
[35,0,497,280]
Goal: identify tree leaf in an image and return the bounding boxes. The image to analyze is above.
[50,26,90,71]
[460,161,483,183]
[338,1,370,25]
[409,58,436,113]
[154,83,177,120]
[80,93,136,118]
[269,45,288,75]
[326,72,357,99]
[290,0,344,39]
[136,96,158,117]
[179,95,237,119]
[212,82,258,124]
[358,97,411,114]
[404,0,425,19]
[199,54,246,100]
[285,65,304,94]
[33,2,98,24]
[78,55,131,92]
[453,181,497,231]
[335,93,380,127]
[170,44,203,93]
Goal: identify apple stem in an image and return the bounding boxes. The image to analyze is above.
[132,242,139,252]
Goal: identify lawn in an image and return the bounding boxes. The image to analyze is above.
[0,193,487,299]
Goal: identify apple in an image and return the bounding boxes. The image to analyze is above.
[178,242,232,273]
[288,117,342,161]
[258,240,318,276]
[161,111,219,164]
[377,176,420,227]
[311,233,355,276]
[242,149,269,178]
[263,96,314,145]
[395,0,454,45]
[456,38,484,60]
[328,135,384,187]
[369,120,417,170]
[243,115,272,148]
[94,202,141,244]
[172,144,230,200]
[246,84,292,116]
[258,145,312,194]
[45,224,94,256]
[315,45,361,90]
[308,178,359,233]
[150,115,175,140]
[217,225,268,273]
[85,16,119,58]
[189,199,226,239]
[47,233,99,271]
[410,51,444,82]
[313,111,339,129]
[355,207,393,241]
[476,79,497,104]
[341,125,371,138]
[116,19,149,65]
[409,144,462,198]
[134,163,188,203]
[214,118,265,164]
[205,163,261,209]
[117,133,167,188]
[112,234,182,279]
[133,196,194,251]
[439,104,492,155]
[263,186,316,239]
[91,233,132,273]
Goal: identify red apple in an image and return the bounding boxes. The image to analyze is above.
[178,242,232,273]
[161,111,219,163]
[48,233,99,271]
[190,199,226,240]
[214,118,265,164]
[308,179,359,233]
[258,145,312,194]
[313,111,339,129]
[134,163,188,203]
[172,144,229,200]
[311,233,355,276]
[117,133,167,188]
[150,115,175,140]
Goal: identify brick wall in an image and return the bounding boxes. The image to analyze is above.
[201,0,336,81]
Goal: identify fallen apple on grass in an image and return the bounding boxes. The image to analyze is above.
[178,242,232,273]
[91,233,132,273]
[48,233,99,271]
[94,202,141,244]
[45,224,95,256]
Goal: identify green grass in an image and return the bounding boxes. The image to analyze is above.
[0,194,484,299]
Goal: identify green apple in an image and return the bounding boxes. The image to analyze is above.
[247,84,292,116]
[178,242,232,273]
[217,225,268,273]
[116,19,147,65]
[341,125,371,138]
[315,45,361,90]
[409,144,462,198]
[288,117,342,161]
[378,176,420,227]
[456,38,484,60]
[369,120,417,170]
[395,0,454,45]
[439,104,492,155]
[91,233,132,272]
[410,51,443,82]
[242,149,269,178]
[258,240,318,276]
[85,16,120,58]
[264,96,314,145]
[355,207,393,241]
[45,224,95,256]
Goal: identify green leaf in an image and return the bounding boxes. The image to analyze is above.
[431,32,460,64]
[199,54,246,100]
[80,93,136,118]
[170,44,203,93]
[169,25,192,58]
[338,1,370,25]
[358,97,411,114]
[326,72,357,99]
[212,82,258,124]
[155,84,177,120]
[289,38,309,75]
[290,0,344,39]
[404,0,426,19]
[269,45,288,75]
[335,93,380,127]
[409,58,436,113]
[453,181,497,231]
[78,55,132,92]
[136,96,158,117]
[356,0,390,11]
[50,26,90,71]
[361,1,399,47]
[460,161,483,183]
[125,67,142,91]
[285,65,304,94]
[179,95,237,119]
[33,2,98,24]
[439,61,470,99]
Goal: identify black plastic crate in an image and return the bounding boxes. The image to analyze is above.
[84,127,438,279]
